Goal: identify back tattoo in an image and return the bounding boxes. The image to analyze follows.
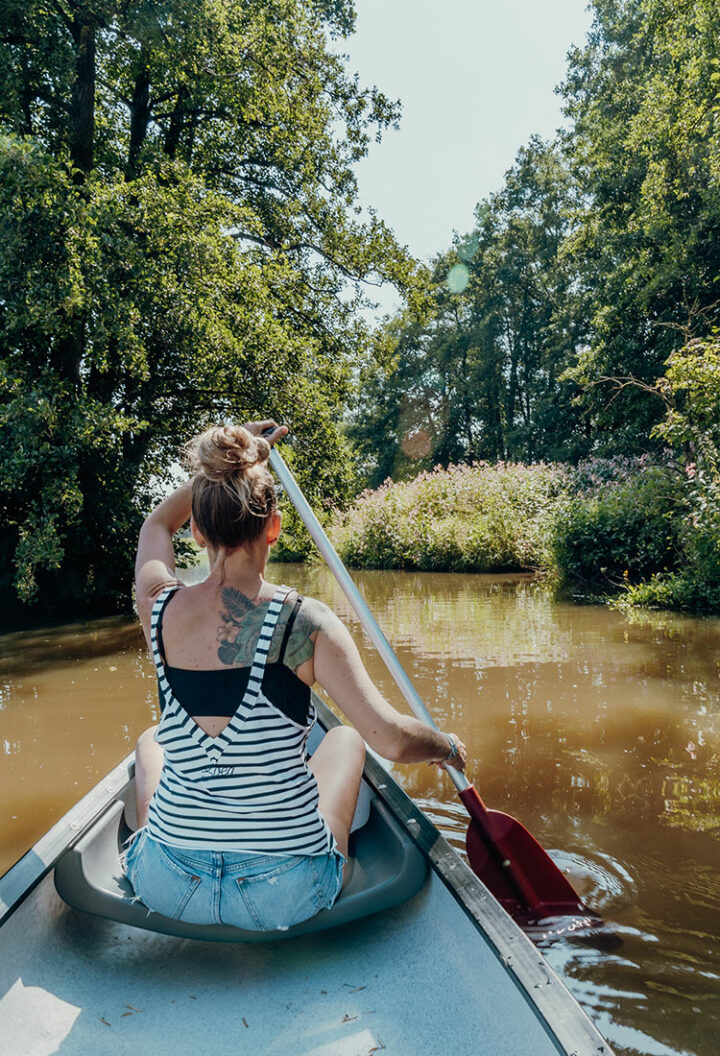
[216,588,335,670]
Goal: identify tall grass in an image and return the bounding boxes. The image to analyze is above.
[329,462,570,573]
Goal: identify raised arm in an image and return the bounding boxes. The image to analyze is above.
[298,598,467,769]
[134,482,191,637]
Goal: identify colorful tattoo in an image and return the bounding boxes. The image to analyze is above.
[216,589,336,670]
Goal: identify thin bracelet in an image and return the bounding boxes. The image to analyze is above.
[445,733,458,763]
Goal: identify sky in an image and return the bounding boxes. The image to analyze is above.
[337,0,594,314]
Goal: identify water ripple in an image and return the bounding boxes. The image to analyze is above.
[549,848,638,914]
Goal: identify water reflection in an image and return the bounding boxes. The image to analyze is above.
[0,565,719,1055]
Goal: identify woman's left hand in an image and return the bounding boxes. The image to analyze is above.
[243,419,288,445]
[428,732,468,772]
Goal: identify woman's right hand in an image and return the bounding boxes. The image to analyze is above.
[243,419,288,445]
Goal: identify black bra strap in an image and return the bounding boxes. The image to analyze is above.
[279,592,304,665]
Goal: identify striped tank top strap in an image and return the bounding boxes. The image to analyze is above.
[149,585,181,710]
[240,586,292,710]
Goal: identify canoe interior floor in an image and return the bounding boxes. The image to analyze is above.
[0,866,563,1056]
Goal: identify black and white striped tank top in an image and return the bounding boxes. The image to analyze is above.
[145,584,334,855]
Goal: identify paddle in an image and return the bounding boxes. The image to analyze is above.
[268,442,595,923]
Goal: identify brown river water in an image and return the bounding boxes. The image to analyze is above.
[1,564,719,1056]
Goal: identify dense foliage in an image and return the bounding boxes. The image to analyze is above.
[356,0,720,486]
[0,0,414,621]
[349,0,720,613]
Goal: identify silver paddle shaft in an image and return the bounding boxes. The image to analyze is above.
[269,446,470,793]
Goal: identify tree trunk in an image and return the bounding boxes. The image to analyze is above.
[87,337,120,401]
[459,338,473,454]
[68,13,96,181]
[490,348,506,461]
[51,9,97,383]
[127,59,151,177]
[164,86,189,159]
[19,50,34,136]
[505,329,520,449]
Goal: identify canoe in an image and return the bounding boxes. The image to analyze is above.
[0,697,613,1056]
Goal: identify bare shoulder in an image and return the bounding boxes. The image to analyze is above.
[281,594,345,670]
[135,570,182,629]
[295,595,341,634]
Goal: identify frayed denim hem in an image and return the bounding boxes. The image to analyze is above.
[119,825,147,873]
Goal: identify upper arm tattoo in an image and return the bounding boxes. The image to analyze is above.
[216,590,338,670]
[282,597,337,670]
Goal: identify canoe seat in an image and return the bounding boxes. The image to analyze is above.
[54,790,428,942]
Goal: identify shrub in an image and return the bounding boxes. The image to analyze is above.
[614,571,720,615]
[329,462,570,573]
[616,468,720,614]
[551,463,686,595]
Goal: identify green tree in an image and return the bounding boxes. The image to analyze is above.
[353,138,584,484]
[0,0,414,622]
[468,138,586,462]
[601,336,720,613]
[559,0,720,449]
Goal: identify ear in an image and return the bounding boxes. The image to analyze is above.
[266,510,282,547]
[190,515,207,549]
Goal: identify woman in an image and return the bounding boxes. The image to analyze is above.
[128,419,467,931]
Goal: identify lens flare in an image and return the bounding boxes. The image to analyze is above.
[447,263,469,293]
[401,428,432,459]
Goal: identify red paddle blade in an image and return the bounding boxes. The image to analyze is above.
[466,807,618,946]
[459,784,590,919]
[464,806,582,916]
[466,808,587,918]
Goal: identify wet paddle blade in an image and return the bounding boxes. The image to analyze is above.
[465,808,588,918]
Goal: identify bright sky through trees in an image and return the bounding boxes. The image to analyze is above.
[342,0,593,311]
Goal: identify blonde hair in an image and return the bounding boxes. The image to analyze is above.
[184,425,277,549]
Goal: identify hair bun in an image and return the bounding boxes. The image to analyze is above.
[184,425,270,482]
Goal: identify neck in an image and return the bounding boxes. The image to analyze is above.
[206,540,269,597]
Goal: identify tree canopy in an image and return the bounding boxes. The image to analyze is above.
[0,0,415,620]
[356,0,720,486]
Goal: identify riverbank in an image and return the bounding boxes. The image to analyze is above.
[328,456,720,616]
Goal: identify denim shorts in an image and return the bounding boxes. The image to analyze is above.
[123,829,345,931]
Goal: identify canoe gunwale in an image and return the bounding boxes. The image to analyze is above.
[0,695,613,1056]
